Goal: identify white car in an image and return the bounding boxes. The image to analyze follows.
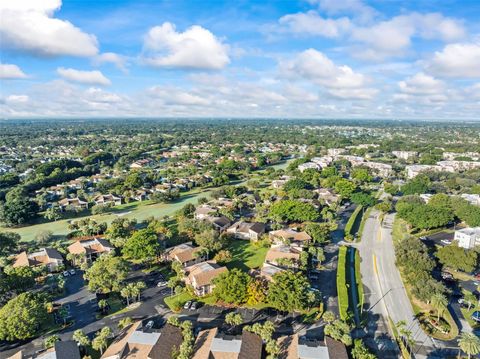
[63,271,70,277]
[145,320,154,329]
[69,269,76,275]
[157,281,167,287]
[441,239,452,245]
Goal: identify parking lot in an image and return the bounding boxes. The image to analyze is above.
[421,230,455,247]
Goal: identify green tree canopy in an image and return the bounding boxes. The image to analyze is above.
[269,200,320,223]
[122,228,162,263]
[213,269,250,304]
[436,245,478,273]
[267,270,316,312]
[84,255,129,293]
[0,292,47,341]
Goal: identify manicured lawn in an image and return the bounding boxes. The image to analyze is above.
[2,188,214,243]
[225,239,269,271]
[164,292,194,311]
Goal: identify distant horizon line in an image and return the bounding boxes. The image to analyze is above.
[1,117,479,123]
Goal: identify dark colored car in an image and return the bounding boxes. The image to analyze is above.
[471,311,480,323]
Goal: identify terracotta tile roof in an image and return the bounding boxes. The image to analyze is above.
[13,248,63,268]
[265,246,301,263]
[186,261,228,287]
[270,229,311,242]
[166,242,204,264]
[12,251,30,267]
[68,238,113,255]
[101,322,142,358]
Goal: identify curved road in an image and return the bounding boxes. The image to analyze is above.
[358,210,437,358]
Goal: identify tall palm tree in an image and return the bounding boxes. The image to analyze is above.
[430,293,448,322]
[458,332,480,359]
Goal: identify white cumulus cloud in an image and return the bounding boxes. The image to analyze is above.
[280,49,377,99]
[0,63,27,79]
[351,13,465,60]
[57,68,111,86]
[399,73,445,95]
[0,0,98,57]
[426,42,480,78]
[143,22,230,70]
[279,11,351,38]
[93,52,128,73]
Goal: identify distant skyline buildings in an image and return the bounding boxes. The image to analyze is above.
[1,0,480,119]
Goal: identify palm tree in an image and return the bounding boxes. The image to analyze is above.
[135,281,146,302]
[458,332,480,359]
[430,293,448,322]
[121,286,132,306]
[395,320,414,353]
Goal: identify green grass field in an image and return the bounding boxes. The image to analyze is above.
[2,187,214,243]
[225,239,269,271]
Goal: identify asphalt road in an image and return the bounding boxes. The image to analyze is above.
[0,269,171,358]
[357,209,399,358]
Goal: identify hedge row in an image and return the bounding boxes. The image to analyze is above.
[344,205,363,240]
[336,246,349,320]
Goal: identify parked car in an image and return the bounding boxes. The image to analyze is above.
[63,271,70,277]
[441,239,452,245]
[190,301,200,310]
[69,269,76,275]
[472,311,480,323]
[157,281,167,287]
[184,301,192,310]
[145,320,154,329]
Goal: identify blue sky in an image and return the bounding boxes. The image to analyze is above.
[1,0,480,119]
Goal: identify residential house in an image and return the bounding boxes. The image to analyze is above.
[298,162,320,172]
[164,242,206,268]
[94,194,123,206]
[454,227,480,249]
[132,189,150,202]
[260,262,285,281]
[336,155,365,166]
[184,261,228,296]
[13,248,64,272]
[24,341,81,359]
[461,194,480,206]
[101,321,183,359]
[130,158,154,169]
[269,229,312,248]
[264,245,302,270]
[226,221,266,240]
[327,148,346,156]
[207,216,231,232]
[272,176,292,189]
[193,328,263,359]
[392,151,418,161]
[311,156,333,168]
[68,237,114,263]
[195,205,217,220]
[438,160,480,172]
[315,188,340,205]
[58,197,88,211]
[443,152,480,161]
[363,162,393,177]
[405,165,443,179]
[277,335,348,359]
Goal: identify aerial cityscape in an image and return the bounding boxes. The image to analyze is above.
[1,1,480,359]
